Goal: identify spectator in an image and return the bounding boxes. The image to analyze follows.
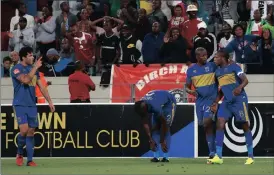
[10,2,35,32]
[10,51,20,68]
[135,8,151,42]
[44,48,59,77]
[35,72,50,103]
[182,4,203,52]
[68,61,96,103]
[256,29,274,74]
[93,16,124,37]
[8,17,35,53]
[1,57,12,77]
[77,0,91,20]
[56,2,77,44]
[192,0,209,25]
[97,20,120,87]
[160,27,188,64]
[77,9,93,33]
[246,9,267,36]
[148,0,168,33]
[85,3,101,22]
[219,23,235,61]
[225,24,259,63]
[120,24,143,65]
[169,5,188,31]
[218,0,239,25]
[68,24,97,75]
[60,38,75,61]
[35,6,56,57]
[118,0,138,26]
[192,21,217,62]
[52,0,80,17]
[142,22,164,64]
[247,0,273,20]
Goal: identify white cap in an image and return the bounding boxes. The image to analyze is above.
[197,21,207,29]
[186,4,198,12]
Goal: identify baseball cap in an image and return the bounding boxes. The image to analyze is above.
[186,4,198,12]
[46,48,59,56]
[197,21,207,30]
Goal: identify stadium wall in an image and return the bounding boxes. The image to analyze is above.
[1,75,274,103]
[1,103,273,158]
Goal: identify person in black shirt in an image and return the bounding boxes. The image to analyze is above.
[97,19,120,87]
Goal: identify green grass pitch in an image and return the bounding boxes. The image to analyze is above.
[1,158,274,174]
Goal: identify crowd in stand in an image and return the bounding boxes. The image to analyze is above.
[2,0,274,81]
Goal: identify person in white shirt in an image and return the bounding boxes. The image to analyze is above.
[8,17,35,53]
[10,2,35,32]
[219,23,235,61]
[247,0,273,20]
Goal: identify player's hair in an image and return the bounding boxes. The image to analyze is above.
[195,47,207,56]
[3,56,11,63]
[19,47,33,61]
[217,49,230,61]
[134,101,146,118]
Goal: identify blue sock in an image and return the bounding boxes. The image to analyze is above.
[206,134,215,157]
[17,134,26,155]
[152,131,160,159]
[244,130,254,158]
[26,136,34,162]
[212,134,216,155]
[215,130,224,158]
[163,131,171,159]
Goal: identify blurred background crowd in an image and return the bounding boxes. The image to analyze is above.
[1,0,274,81]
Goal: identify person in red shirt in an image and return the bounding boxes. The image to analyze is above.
[169,5,188,31]
[181,5,203,53]
[67,24,97,74]
[68,61,96,103]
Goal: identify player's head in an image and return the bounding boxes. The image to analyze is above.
[134,100,148,118]
[195,47,207,65]
[214,49,230,66]
[19,46,34,65]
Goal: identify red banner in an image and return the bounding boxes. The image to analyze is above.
[111,64,194,103]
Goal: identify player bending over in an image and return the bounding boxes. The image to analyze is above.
[134,90,176,162]
[209,50,254,165]
[185,47,218,163]
[11,47,55,166]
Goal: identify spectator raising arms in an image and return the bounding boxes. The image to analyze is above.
[35,6,56,57]
[160,27,188,64]
[10,2,34,32]
[9,17,35,53]
[142,22,164,64]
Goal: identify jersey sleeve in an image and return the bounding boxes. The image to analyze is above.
[210,62,218,71]
[233,64,244,77]
[11,66,24,79]
[186,68,192,85]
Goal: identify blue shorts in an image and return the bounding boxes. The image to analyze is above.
[217,97,249,122]
[196,101,215,125]
[152,102,176,128]
[13,106,38,128]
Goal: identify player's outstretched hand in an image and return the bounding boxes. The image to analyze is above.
[34,57,43,69]
[49,103,55,112]
[233,87,242,96]
[161,141,168,153]
[149,139,157,152]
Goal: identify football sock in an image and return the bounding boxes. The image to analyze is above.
[215,130,224,158]
[152,131,160,159]
[163,131,171,159]
[244,130,254,158]
[26,136,34,162]
[17,134,26,155]
[206,134,215,157]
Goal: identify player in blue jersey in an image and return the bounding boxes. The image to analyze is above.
[134,90,176,162]
[185,47,218,163]
[209,50,254,165]
[11,47,55,166]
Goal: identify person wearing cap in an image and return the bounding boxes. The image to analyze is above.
[219,23,235,61]
[192,21,217,62]
[68,61,96,103]
[181,4,203,53]
[8,16,35,53]
[120,24,143,65]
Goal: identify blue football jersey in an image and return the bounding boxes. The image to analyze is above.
[186,62,218,103]
[215,63,246,102]
[141,90,176,116]
[11,64,40,106]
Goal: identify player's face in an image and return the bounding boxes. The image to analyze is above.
[214,53,222,66]
[24,52,34,65]
[197,51,207,65]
